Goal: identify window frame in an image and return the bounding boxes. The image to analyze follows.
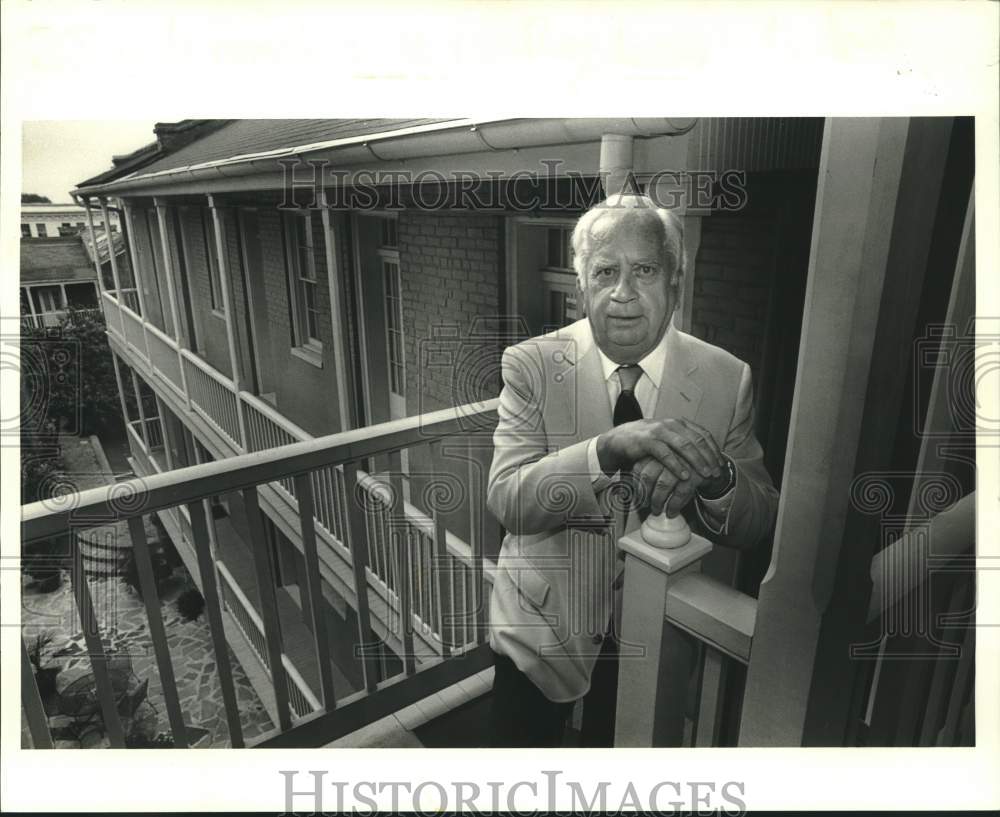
[282,212,324,366]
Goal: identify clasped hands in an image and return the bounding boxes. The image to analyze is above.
[596,418,728,517]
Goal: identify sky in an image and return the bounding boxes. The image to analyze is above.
[21,121,158,203]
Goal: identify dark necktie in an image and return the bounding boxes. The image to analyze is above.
[613,364,643,426]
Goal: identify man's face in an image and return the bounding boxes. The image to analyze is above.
[581,210,679,364]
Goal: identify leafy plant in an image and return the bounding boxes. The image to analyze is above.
[21,306,122,438]
[119,547,173,597]
[176,586,206,622]
[26,631,56,670]
[27,631,62,699]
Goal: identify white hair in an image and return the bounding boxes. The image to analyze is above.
[570,194,685,288]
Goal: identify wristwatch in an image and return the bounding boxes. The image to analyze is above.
[697,455,736,500]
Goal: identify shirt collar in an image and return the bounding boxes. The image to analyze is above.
[595,321,673,389]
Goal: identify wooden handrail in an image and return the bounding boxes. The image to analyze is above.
[866,492,974,624]
[664,574,757,663]
[181,346,238,391]
[22,400,500,542]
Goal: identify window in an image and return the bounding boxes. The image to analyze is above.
[380,216,397,249]
[35,223,47,238]
[20,224,30,238]
[58,223,76,237]
[30,285,66,325]
[383,258,405,397]
[546,226,573,270]
[201,209,225,315]
[65,282,98,309]
[283,213,323,357]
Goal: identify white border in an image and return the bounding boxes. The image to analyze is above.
[2,0,998,813]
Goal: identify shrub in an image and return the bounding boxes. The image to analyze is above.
[119,545,171,597]
[176,586,206,622]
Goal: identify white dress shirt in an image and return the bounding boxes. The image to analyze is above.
[585,326,736,534]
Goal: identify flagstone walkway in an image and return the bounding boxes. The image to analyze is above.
[22,435,274,748]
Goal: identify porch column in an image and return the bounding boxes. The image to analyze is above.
[206,195,248,451]
[318,189,352,430]
[154,198,193,408]
[110,352,133,439]
[120,201,152,360]
[153,198,185,346]
[737,118,913,746]
[97,197,128,336]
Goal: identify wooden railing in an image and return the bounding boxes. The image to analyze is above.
[183,351,242,450]
[119,303,148,361]
[145,321,185,397]
[100,288,495,681]
[127,416,165,454]
[216,562,322,718]
[614,491,975,748]
[22,401,499,749]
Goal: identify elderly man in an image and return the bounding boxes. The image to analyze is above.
[486,195,779,747]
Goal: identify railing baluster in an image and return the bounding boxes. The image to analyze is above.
[69,537,126,747]
[126,516,189,747]
[448,553,458,651]
[342,463,380,692]
[241,486,293,731]
[20,637,53,749]
[187,500,245,747]
[433,504,453,658]
[388,452,415,675]
[695,646,727,747]
[293,473,338,711]
[468,454,486,645]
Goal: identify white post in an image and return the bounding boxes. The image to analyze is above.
[154,197,192,408]
[121,201,152,360]
[153,198,185,345]
[318,189,352,430]
[738,118,910,746]
[614,521,712,747]
[207,195,248,451]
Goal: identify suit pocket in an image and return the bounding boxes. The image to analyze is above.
[507,560,551,609]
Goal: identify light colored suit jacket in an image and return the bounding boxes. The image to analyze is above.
[487,318,778,702]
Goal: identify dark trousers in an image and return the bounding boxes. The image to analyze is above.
[489,632,621,747]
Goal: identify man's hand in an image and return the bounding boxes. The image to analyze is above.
[597,418,727,516]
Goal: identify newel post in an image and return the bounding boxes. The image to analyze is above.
[614,514,712,746]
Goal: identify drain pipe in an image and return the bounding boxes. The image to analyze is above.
[600,133,635,199]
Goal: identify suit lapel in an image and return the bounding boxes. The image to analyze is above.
[653,326,703,423]
[575,343,612,442]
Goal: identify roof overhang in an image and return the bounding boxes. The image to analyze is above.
[73,118,695,199]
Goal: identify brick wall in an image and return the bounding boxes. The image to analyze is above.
[397,211,503,412]
[690,212,777,379]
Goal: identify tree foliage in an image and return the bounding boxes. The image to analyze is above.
[21,193,53,204]
[21,306,123,438]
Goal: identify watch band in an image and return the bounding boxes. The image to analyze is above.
[698,455,736,500]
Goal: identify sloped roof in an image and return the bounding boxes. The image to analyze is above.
[80,228,126,266]
[127,119,454,177]
[20,238,97,284]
